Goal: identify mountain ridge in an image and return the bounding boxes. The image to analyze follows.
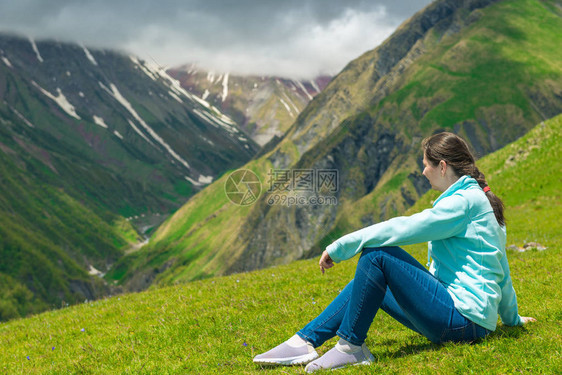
[167,64,331,146]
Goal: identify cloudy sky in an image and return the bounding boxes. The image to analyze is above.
[0,0,432,79]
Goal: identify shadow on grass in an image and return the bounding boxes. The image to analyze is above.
[374,324,531,360]
[486,324,529,339]
[252,326,531,371]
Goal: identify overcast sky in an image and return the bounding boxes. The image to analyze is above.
[0,0,432,79]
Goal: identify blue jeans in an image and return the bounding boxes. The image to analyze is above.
[297,247,490,346]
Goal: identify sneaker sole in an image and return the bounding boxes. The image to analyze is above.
[253,351,319,366]
[305,359,373,373]
[304,351,375,372]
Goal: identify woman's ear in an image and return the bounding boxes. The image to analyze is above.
[439,160,447,176]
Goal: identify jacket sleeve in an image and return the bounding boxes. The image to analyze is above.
[326,194,469,263]
[497,253,522,326]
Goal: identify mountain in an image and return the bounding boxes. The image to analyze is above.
[0,34,259,318]
[0,34,259,224]
[0,145,138,320]
[1,113,560,372]
[167,65,331,146]
[110,0,562,290]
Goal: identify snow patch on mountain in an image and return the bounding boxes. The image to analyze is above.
[82,46,98,66]
[294,80,313,100]
[88,265,104,277]
[282,92,299,113]
[8,104,34,128]
[200,135,214,146]
[309,79,321,93]
[93,115,109,128]
[2,56,12,68]
[193,108,240,134]
[99,81,190,170]
[202,89,210,101]
[29,38,44,63]
[185,174,213,186]
[114,130,124,139]
[32,82,81,120]
[129,56,157,81]
[127,119,155,147]
[222,73,229,102]
[279,98,294,118]
[168,91,183,103]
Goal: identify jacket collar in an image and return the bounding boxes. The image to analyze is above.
[433,175,478,207]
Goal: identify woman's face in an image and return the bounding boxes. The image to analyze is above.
[422,153,443,191]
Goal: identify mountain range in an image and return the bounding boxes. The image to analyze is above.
[0,34,260,318]
[111,0,562,290]
[1,0,561,319]
[167,65,331,146]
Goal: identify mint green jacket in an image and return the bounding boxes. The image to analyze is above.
[326,175,521,331]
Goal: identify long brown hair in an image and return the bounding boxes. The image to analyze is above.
[422,132,505,226]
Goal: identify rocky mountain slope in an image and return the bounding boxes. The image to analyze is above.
[167,65,331,146]
[110,0,562,290]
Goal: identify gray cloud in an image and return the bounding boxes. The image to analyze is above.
[0,0,432,78]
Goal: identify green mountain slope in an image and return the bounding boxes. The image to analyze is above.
[0,114,559,374]
[113,0,562,289]
[0,143,138,320]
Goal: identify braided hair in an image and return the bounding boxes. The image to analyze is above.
[422,132,505,226]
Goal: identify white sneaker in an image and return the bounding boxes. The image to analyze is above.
[304,343,374,372]
[253,340,318,366]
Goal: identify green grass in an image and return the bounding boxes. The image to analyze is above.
[1,115,560,374]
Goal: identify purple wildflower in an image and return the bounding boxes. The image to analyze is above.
[243,342,248,347]
[26,356,30,360]
[81,328,85,332]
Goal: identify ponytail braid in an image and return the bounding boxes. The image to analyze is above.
[469,166,505,226]
[423,132,506,226]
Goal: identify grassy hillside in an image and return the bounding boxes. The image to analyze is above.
[113,0,562,288]
[1,115,560,374]
[0,137,139,320]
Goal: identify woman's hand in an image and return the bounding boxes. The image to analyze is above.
[520,316,537,325]
[319,250,334,274]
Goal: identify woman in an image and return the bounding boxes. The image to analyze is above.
[253,132,536,372]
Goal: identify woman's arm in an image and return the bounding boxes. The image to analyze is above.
[498,252,523,326]
[326,194,469,263]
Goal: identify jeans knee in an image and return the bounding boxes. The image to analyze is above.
[358,246,405,274]
[358,247,385,270]
[360,246,394,260]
